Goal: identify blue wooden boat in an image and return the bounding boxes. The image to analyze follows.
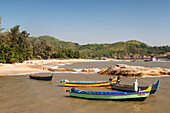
[111,80,160,94]
[29,74,53,81]
[66,86,152,101]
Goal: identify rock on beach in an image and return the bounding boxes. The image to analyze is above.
[98,64,170,77]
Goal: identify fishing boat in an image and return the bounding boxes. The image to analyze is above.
[29,74,53,81]
[110,80,160,94]
[61,76,117,87]
[66,86,152,101]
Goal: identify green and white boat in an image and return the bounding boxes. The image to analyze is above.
[66,86,152,101]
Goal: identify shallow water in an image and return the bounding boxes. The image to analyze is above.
[0,61,169,113]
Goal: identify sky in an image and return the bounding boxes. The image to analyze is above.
[1,0,170,46]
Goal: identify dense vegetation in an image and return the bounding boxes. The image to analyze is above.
[79,40,170,59]
[0,23,169,63]
[29,36,80,50]
[29,36,81,59]
[0,25,33,63]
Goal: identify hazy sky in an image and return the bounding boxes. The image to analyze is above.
[1,0,170,46]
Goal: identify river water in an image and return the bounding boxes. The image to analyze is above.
[0,61,169,113]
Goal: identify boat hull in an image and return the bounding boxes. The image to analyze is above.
[61,76,117,87]
[70,93,149,101]
[68,86,151,101]
[111,80,160,94]
[29,75,53,81]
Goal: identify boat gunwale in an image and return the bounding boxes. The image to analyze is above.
[29,74,53,78]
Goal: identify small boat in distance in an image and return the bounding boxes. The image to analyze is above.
[61,76,118,87]
[66,86,152,101]
[29,74,53,81]
[110,80,160,94]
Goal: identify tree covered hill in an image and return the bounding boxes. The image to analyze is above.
[81,40,169,59]
[30,35,170,59]
[29,36,80,50]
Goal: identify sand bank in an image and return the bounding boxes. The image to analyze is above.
[0,59,110,76]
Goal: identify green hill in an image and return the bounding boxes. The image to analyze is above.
[29,35,80,50]
[29,35,170,59]
[79,40,151,59]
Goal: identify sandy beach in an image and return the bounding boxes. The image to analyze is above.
[0,59,113,76]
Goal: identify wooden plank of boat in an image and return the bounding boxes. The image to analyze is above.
[60,76,117,87]
[29,74,53,81]
[110,80,160,94]
[66,86,152,101]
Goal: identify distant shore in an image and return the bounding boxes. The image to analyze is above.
[0,59,118,76]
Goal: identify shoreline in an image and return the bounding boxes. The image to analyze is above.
[0,59,112,76]
[1,59,169,76]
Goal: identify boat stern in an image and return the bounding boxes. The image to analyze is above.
[139,86,152,94]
